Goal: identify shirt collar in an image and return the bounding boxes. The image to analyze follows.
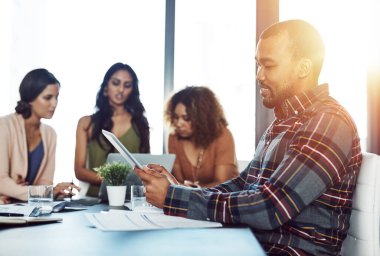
[274,84,330,119]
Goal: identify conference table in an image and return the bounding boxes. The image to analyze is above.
[0,203,266,256]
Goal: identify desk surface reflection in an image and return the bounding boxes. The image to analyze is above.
[0,203,265,256]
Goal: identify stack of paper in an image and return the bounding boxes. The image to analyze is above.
[85,210,222,231]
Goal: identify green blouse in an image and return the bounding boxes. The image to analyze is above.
[86,126,140,197]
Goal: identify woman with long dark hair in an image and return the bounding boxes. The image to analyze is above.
[74,63,150,197]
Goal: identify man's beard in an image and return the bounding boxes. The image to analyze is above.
[262,83,295,109]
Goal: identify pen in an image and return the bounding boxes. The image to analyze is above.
[69,178,75,198]
[0,212,24,217]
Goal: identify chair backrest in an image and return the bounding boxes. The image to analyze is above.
[237,160,251,173]
[341,152,380,256]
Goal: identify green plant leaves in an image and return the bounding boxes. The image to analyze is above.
[94,162,132,186]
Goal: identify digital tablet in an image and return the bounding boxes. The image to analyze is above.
[101,129,144,169]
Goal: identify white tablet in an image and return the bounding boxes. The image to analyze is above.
[101,129,144,169]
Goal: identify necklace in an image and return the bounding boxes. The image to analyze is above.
[191,149,204,182]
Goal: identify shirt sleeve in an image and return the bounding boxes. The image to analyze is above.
[0,117,28,201]
[0,120,14,195]
[163,112,357,230]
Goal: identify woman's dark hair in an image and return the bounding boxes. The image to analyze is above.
[165,86,228,148]
[15,68,60,118]
[90,62,150,153]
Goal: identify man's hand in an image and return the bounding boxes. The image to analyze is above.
[145,164,180,185]
[135,165,176,208]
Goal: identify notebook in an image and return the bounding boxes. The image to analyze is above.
[0,202,72,218]
[0,205,40,217]
[0,216,62,225]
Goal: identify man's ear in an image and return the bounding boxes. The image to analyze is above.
[297,58,312,78]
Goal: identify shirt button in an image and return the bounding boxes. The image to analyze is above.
[295,110,298,114]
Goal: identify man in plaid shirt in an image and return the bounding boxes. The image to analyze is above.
[136,19,362,255]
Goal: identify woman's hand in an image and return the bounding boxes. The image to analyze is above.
[15,174,28,186]
[0,195,12,204]
[53,182,81,200]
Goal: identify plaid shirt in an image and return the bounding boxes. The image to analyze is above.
[163,84,362,256]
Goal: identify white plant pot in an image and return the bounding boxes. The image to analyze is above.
[106,186,127,206]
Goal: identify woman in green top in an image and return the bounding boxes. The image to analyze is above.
[74,63,150,197]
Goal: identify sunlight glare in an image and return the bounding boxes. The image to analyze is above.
[280,0,369,149]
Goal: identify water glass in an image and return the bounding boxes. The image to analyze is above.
[130,185,149,210]
[28,185,54,210]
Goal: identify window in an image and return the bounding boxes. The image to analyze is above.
[280,0,370,150]
[0,0,165,182]
[174,0,256,161]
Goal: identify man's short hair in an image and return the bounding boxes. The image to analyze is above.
[260,19,325,77]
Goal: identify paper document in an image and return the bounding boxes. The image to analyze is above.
[85,211,222,231]
[123,203,164,213]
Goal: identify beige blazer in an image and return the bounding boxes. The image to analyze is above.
[0,113,56,201]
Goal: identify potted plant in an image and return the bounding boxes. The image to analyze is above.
[95,162,132,206]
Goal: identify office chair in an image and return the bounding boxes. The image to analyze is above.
[341,152,380,256]
[237,160,251,173]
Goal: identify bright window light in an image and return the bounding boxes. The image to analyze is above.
[280,0,369,150]
[175,0,256,161]
[1,0,165,182]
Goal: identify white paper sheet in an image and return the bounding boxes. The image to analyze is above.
[123,202,164,213]
[85,211,222,231]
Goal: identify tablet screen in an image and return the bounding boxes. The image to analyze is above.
[102,129,143,169]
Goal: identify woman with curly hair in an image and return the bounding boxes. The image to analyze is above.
[165,86,238,188]
[74,63,150,197]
